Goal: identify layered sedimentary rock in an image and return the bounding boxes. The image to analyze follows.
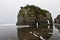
[16,5,53,26]
[54,14,60,24]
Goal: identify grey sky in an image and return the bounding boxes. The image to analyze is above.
[0,0,60,24]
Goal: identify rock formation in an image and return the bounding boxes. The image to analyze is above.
[16,5,53,26]
[54,14,60,24]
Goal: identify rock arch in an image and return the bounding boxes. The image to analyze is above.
[16,5,53,27]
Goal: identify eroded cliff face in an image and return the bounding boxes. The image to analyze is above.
[54,14,60,24]
[16,5,53,26]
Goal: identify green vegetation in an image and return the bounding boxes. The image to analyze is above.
[19,5,48,17]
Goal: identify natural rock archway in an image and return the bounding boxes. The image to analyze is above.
[16,5,53,27]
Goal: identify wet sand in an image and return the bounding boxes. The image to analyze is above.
[0,24,60,40]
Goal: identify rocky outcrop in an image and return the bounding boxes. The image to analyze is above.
[54,14,60,24]
[16,5,53,26]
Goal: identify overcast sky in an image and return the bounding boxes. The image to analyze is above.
[0,0,60,24]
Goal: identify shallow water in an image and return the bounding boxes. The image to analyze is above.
[0,24,60,40]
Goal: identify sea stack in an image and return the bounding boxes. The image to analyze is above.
[16,5,53,26]
[54,14,60,24]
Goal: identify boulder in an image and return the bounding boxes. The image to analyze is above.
[16,5,53,26]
